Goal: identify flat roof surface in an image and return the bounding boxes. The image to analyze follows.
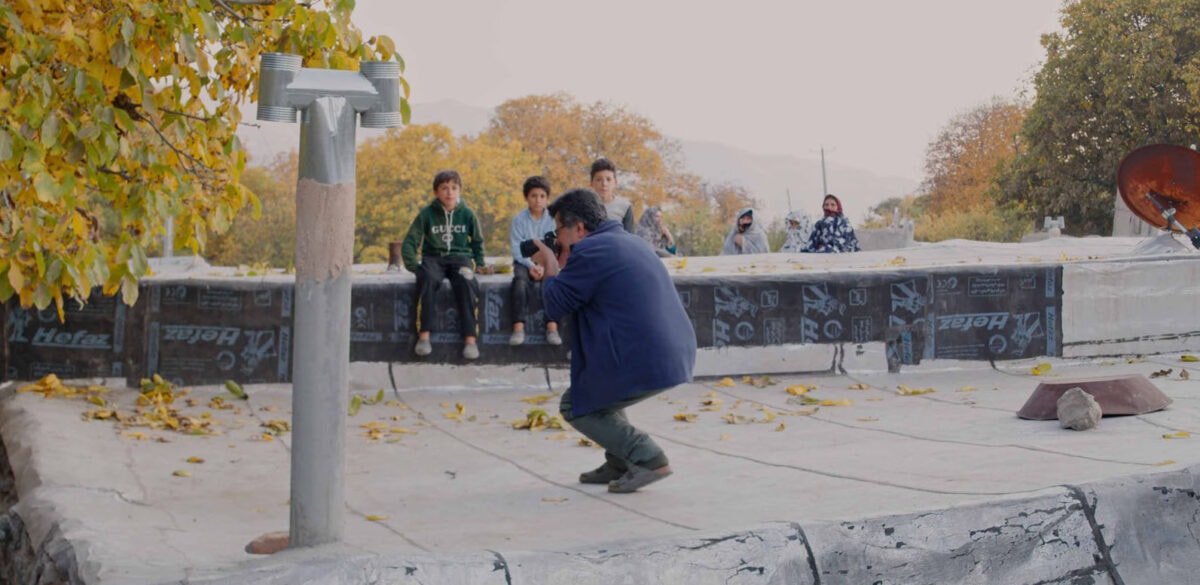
[3,352,1199,583]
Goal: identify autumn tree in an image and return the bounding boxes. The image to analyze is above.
[0,0,406,316]
[996,0,1200,234]
[206,153,297,268]
[670,181,759,256]
[483,94,701,212]
[914,98,1031,242]
[354,124,539,263]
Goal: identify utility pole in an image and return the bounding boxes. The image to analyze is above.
[820,146,829,196]
[256,53,403,547]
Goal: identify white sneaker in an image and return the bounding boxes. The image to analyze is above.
[546,330,563,346]
[509,330,525,346]
[462,342,480,360]
[414,338,432,356]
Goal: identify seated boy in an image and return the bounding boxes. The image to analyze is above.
[508,176,562,346]
[400,170,486,359]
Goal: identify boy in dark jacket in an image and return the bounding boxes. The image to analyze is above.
[400,170,486,359]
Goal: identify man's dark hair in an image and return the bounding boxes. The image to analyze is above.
[589,157,616,179]
[432,170,462,191]
[548,188,606,232]
[522,175,551,197]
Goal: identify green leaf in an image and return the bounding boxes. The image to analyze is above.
[399,100,411,125]
[375,389,384,404]
[0,129,12,162]
[348,394,363,416]
[110,40,131,68]
[41,113,60,148]
[224,380,248,400]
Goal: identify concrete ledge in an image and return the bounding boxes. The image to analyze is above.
[181,464,1200,584]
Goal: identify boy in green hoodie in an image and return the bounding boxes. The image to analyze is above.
[400,170,486,359]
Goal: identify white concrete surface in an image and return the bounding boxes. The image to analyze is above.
[4,353,1200,583]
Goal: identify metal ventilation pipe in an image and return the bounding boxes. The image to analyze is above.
[254,52,403,548]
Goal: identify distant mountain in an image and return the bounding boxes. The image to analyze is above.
[237,99,917,222]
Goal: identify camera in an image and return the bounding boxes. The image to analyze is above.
[519,231,559,258]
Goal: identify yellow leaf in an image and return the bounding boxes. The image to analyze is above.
[848,383,870,390]
[172,470,192,477]
[1180,355,1199,362]
[348,394,363,416]
[786,385,812,395]
[719,433,731,440]
[1163,431,1191,439]
[1155,460,1177,466]
[389,428,415,434]
[672,257,688,270]
[546,433,570,440]
[674,413,698,423]
[1031,363,1052,376]
[857,417,879,422]
[364,515,389,522]
[700,391,717,398]
[897,386,936,396]
[701,266,716,272]
[775,423,786,432]
[520,394,555,405]
[120,431,149,440]
[741,376,753,384]
[957,386,977,392]
[820,399,853,407]
[578,438,596,447]
[714,377,736,387]
[186,456,205,464]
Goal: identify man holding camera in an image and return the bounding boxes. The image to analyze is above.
[532,188,696,493]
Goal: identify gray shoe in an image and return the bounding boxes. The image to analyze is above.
[414,338,432,356]
[546,330,563,346]
[608,464,672,493]
[579,461,625,484]
[462,342,480,360]
[509,330,525,346]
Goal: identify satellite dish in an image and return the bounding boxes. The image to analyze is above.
[1116,143,1200,248]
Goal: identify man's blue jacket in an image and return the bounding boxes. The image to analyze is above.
[543,220,697,416]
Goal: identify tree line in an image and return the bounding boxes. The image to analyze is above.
[6,0,1200,311]
[867,0,1200,240]
[207,93,760,267]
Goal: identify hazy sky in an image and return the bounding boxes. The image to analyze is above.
[350,0,1063,182]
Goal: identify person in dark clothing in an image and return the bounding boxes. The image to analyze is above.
[802,194,860,253]
[531,188,696,493]
[400,170,486,360]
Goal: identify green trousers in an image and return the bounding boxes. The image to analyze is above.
[559,386,671,471]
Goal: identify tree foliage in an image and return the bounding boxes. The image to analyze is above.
[483,93,701,209]
[995,0,1200,234]
[206,153,297,268]
[0,0,406,317]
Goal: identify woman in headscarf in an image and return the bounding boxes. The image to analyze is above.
[802,194,860,253]
[636,206,677,257]
[779,210,813,253]
[720,208,770,255]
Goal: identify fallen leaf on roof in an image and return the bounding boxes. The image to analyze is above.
[1155,460,1176,466]
[365,515,389,522]
[786,384,814,395]
[172,470,191,477]
[714,377,736,387]
[1031,363,1052,376]
[957,386,977,392]
[1150,369,1173,379]
[578,438,595,447]
[857,417,879,422]
[719,434,731,440]
[542,497,568,503]
[1162,431,1190,439]
[520,394,556,405]
[674,413,698,423]
[897,385,936,396]
[775,423,786,431]
[546,433,570,440]
[186,456,205,464]
[820,399,853,407]
[1181,355,1199,362]
[848,383,870,390]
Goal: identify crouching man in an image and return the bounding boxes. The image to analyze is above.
[532,188,696,493]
